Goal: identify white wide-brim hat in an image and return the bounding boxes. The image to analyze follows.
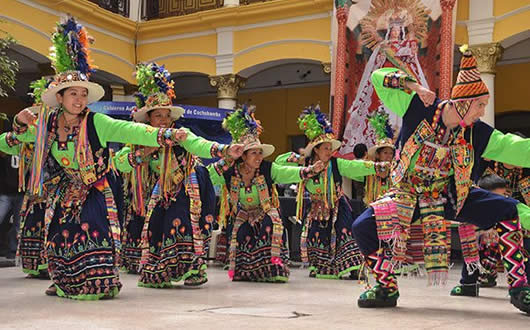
[367,138,395,160]
[244,141,275,158]
[132,105,184,123]
[304,134,341,158]
[132,92,185,123]
[238,134,275,158]
[41,71,104,108]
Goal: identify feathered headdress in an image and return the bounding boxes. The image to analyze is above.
[368,109,394,141]
[41,16,104,107]
[298,105,340,157]
[222,105,274,157]
[49,16,95,75]
[132,62,183,123]
[367,109,395,159]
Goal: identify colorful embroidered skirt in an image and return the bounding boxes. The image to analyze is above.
[18,202,47,276]
[46,174,124,300]
[121,212,144,274]
[228,208,290,282]
[138,167,215,287]
[304,196,363,279]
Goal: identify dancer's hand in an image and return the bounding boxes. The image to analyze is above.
[15,109,37,126]
[312,160,325,173]
[408,82,436,107]
[227,144,244,160]
[173,128,187,142]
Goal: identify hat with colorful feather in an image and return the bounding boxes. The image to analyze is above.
[132,62,184,123]
[222,105,274,157]
[26,77,52,113]
[367,109,395,159]
[298,105,340,158]
[41,16,104,108]
[450,44,490,120]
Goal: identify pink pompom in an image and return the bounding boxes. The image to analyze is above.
[271,256,283,266]
[228,270,235,280]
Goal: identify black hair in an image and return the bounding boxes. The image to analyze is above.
[57,87,89,96]
[353,143,368,159]
[478,174,509,192]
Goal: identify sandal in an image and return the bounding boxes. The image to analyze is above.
[45,284,57,296]
[309,270,316,278]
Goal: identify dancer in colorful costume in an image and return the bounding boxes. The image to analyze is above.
[9,17,217,300]
[275,106,389,279]
[451,164,530,296]
[351,46,530,314]
[208,106,324,282]
[361,110,395,206]
[0,78,50,278]
[116,62,232,287]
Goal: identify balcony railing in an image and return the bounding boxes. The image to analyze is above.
[141,0,273,20]
[88,0,130,18]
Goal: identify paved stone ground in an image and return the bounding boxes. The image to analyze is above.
[0,264,528,329]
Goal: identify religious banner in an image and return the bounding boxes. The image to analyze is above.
[337,0,447,158]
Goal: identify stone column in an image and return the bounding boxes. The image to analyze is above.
[209,74,247,110]
[331,2,349,138]
[110,84,125,102]
[439,0,456,99]
[129,0,141,21]
[223,0,239,7]
[469,43,503,126]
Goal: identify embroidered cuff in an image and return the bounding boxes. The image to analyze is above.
[5,132,21,148]
[210,143,229,158]
[287,152,303,164]
[300,165,319,180]
[127,150,143,167]
[157,128,184,147]
[212,158,233,176]
[12,116,28,134]
[382,71,416,94]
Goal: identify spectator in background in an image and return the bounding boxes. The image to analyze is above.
[0,149,24,261]
[352,143,368,200]
[353,143,368,160]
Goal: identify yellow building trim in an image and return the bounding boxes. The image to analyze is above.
[493,10,530,42]
[456,0,469,21]
[138,34,217,62]
[234,17,331,53]
[32,0,136,38]
[0,16,51,59]
[493,0,530,17]
[85,29,135,66]
[455,25,469,45]
[234,41,330,74]
[91,53,135,84]
[150,56,217,76]
[138,0,332,40]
